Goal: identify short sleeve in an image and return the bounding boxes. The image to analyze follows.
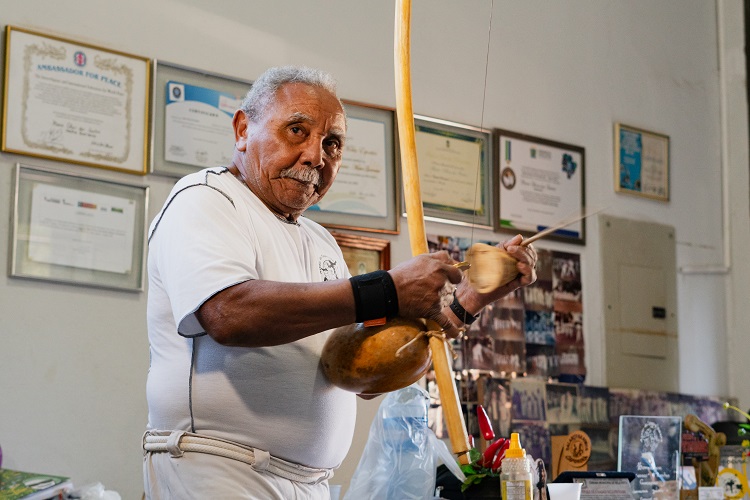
[149,184,258,336]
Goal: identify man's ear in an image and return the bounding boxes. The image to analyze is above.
[233,110,248,151]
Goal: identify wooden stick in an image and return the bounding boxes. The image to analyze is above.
[521,206,607,246]
[395,0,471,465]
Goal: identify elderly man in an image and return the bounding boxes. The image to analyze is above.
[143,66,536,499]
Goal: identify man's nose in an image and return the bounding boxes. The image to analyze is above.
[300,139,324,168]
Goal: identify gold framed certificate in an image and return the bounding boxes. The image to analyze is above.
[413,115,492,228]
[2,26,150,174]
[330,231,391,275]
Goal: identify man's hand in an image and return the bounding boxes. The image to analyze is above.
[447,235,538,332]
[387,251,462,329]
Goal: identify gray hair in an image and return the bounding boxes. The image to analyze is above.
[240,66,342,122]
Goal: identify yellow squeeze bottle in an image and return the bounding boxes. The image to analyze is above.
[501,433,532,500]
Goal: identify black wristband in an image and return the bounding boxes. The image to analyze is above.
[450,293,480,325]
[349,270,399,325]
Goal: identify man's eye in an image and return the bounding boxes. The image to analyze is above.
[325,139,341,154]
[290,126,303,134]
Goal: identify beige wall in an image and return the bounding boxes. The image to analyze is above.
[0,1,747,497]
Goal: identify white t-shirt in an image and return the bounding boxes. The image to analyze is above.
[146,167,356,469]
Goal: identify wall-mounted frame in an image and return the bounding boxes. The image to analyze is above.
[305,101,400,234]
[10,163,149,291]
[1,26,150,174]
[330,231,391,275]
[494,129,586,245]
[150,60,253,178]
[614,123,669,201]
[411,115,492,228]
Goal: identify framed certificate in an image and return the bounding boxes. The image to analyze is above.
[2,27,150,174]
[305,101,400,234]
[330,231,391,275]
[494,129,586,244]
[615,123,669,201]
[10,163,149,291]
[150,60,253,178]
[412,115,492,228]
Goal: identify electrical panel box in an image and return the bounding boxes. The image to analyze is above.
[600,214,678,392]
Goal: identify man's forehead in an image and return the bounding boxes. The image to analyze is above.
[273,87,345,131]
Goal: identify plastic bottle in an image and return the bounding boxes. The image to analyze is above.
[501,432,532,500]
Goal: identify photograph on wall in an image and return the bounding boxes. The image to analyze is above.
[524,248,553,310]
[609,389,646,427]
[512,420,552,467]
[525,344,558,379]
[464,327,495,372]
[511,377,547,422]
[426,370,448,439]
[553,251,582,302]
[553,251,585,377]
[486,300,526,375]
[545,383,580,425]
[524,309,555,345]
[579,386,611,426]
[583,425,618,471]
[520,248,556,378]
[426,233,588,380]
[483,377,512,439]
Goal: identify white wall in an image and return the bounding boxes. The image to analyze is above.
[0,1,747,498]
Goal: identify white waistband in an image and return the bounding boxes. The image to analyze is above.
[143,430,333,485]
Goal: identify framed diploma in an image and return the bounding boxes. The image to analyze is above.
[150,60,253,178]
[412,115,492,228]
[2,26,150,174]
[330,231,391,275]
[10,163,149,291]
[494,129,586,244]
[305,101,400,234]
[614,123,669,201]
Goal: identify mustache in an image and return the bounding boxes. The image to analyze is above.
[279,167,321,187]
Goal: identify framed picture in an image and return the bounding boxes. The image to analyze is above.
[330,231,391,275]
[494,129,586,244]
[305,101,400,234]
[412,115,492,228]
[10,163,149,291]
[150,60,253,178]
[2,26,150,174]
[614,123,670,201]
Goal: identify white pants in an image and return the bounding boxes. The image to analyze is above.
[143,451,332,500]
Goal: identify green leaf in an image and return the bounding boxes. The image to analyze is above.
[461,474,488,492]
[461,464,478,475]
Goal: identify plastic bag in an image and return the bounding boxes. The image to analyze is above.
[344,384,465,500]
[65,482,122,500]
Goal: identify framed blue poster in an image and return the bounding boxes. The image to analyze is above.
[615,123,670,201]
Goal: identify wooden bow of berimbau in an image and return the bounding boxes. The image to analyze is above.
[394,0,472,465]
